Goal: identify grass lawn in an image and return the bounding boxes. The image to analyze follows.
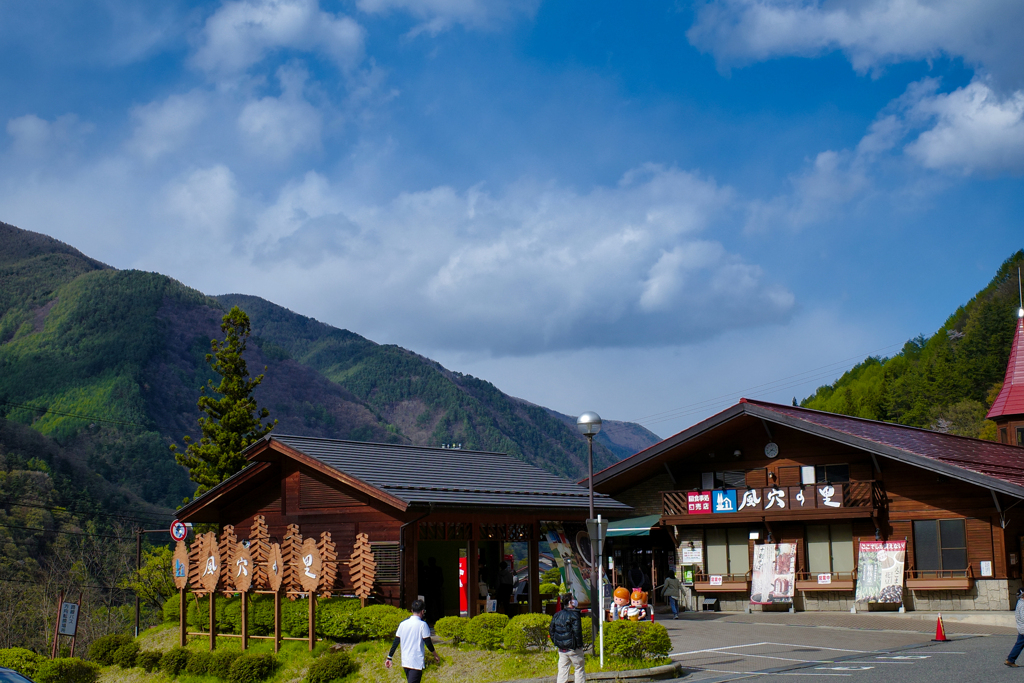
[109,624,671,683]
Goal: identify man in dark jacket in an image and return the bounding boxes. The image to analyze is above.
[548,594,586,683]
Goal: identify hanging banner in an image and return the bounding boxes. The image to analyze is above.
[750,543,796,604]
[458,551,468,616]
[854,540,906,604]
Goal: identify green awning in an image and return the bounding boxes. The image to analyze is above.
[606,514,662,537]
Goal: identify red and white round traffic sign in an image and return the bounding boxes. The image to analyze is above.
[170,520,188,542]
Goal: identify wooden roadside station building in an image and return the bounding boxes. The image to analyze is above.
[173,434,631,648]
[592,377,1024,612]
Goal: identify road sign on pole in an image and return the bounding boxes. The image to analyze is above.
[170,520,188,542]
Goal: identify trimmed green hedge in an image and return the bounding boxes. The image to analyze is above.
[228,653,278,683]
[35,658,100,683]
[86,633,133,665]
[112,641,140,668]
[185,651,214,676]
[136,650,163,672]
[503,613,551,652]
[351,605,409,641]
[465,613,509,650]
[0,648,46,677]
[305,651,359,683]
[209,651,244,679]
[434,616,469,646]
[160,647,191,676]
[602,621,671,659]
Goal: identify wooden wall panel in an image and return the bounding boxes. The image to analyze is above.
[966,517,995,578]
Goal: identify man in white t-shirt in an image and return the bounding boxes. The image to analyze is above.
[385,600,438,683]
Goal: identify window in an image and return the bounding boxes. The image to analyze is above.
[806,524,854,574]
[815,464,850,483]
[371,542,400,583]
[705,527,750,577]
[701,471,746,489]
[1017,427,1024,447]
[1001,428,1008,444]
[913,519,967,571]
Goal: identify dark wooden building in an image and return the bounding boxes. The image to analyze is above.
[176,434,631,617]
[591,398,1024,612]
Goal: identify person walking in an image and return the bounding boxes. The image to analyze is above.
[386,600,439,682]
[661,568,684,619]
[1007,588,1024,667]
[549,594,586,683]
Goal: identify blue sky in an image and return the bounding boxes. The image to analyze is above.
[2,0,1023,437]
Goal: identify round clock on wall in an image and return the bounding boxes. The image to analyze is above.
[764,442,779,458]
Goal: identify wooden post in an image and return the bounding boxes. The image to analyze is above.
[467,537,478,618]
[308,594,316,651]
[209,592,216,651]
[241,592,248,650]
[528,523,540,613]
[51,590,63,659]
[274,591,281,653]
[69,593,82,658]
[179,588,187,647]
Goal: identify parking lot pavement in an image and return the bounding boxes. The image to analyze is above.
[655,612,1020,682]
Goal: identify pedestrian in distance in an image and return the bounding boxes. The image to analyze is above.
[1007,588,1024,667]
[549,593,586,683]
[386,600,439,682]
[661,567,684,619]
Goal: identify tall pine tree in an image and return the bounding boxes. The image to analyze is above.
[172,306,276,496]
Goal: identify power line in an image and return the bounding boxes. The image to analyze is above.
[0,523,131,541]
[0,576,130,592]
[629,340,905,427]
[0,399,148,429]
[1,496,173,526]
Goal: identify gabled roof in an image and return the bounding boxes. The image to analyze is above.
[988,308,1024,420]
[180,434,631,518]
[591,398,1024,499]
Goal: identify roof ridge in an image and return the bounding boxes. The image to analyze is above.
[269,433,505,456]
[747,398,1024,450]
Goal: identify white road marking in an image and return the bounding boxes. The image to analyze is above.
[691,668,851,677]
[816,666,873,671]
[762,642,873,653]
[671,642,770,656]
[877,655,929,659]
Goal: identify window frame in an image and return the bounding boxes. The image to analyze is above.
[704,527,751,578]
[805,523,854,574]
[912,518,968,572]
[814,464,850,484]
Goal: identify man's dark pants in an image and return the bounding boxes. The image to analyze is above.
[1008,633,1024,663]
[403,667,423,683]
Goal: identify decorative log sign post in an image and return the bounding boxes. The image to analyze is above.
[175,515,376,652]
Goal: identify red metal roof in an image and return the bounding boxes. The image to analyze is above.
[749,399,1024,488]
[988,309,1024,420]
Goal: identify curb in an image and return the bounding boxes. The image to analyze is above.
[498,662,683,683]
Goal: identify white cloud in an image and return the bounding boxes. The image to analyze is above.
[237,66,323,158]
[6,114,93,158]
[687,0,1024,87]
[248,164,794,354]
[192,0,364,75]
[904,80,1024,174]
[356,0,539,35]
[164,165,240,237]
[128,92,209,161]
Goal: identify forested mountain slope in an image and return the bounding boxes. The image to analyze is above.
[801,251,1024,438]
[0,221,659,513]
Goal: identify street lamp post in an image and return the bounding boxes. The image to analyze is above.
[577,411,602,649]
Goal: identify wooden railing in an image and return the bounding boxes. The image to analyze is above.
[905,566,973,590]
[663,480,885,517]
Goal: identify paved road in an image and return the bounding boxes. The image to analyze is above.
[655,612,1022,682]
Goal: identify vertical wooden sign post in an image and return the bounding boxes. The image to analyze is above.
[298,538,322,651]
[267,543,284,653]
[173,541,190,647]
[349,533,377,607]
[231,541,253,650]
[198,532,221,650]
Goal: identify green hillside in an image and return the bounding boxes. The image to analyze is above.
[0,222,659,513]
[801,250,1024,437]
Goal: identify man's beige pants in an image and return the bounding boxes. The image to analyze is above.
[557,648,586,683]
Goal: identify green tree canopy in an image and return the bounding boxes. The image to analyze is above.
[172,306,276,495]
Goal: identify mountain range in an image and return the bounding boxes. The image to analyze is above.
[0,221,661,513]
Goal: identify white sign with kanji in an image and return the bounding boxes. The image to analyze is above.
[58,602,79,636]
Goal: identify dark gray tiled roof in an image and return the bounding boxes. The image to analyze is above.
[265,434,632,511]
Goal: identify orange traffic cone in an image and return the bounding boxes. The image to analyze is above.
[932,612,948,642]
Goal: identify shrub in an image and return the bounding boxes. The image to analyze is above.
[318,599,362,641]
[228,653,278,683]
[185,651,214,676]
[582,616,593,649]
[503,613,552,652]
[305,652,359,683]
[352,605,410,641]
[35,658,100,683]
[434,617,469,646]
[539,583,560,595]
[209,650,244,679]
[602,621,671,659]
[136,650,163,673]
[86,633,133,665]
[112,641,140,668]
[163,595,181,623]
[465,613,509,650]
[160,647,192,676]
[0,648,46,678]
